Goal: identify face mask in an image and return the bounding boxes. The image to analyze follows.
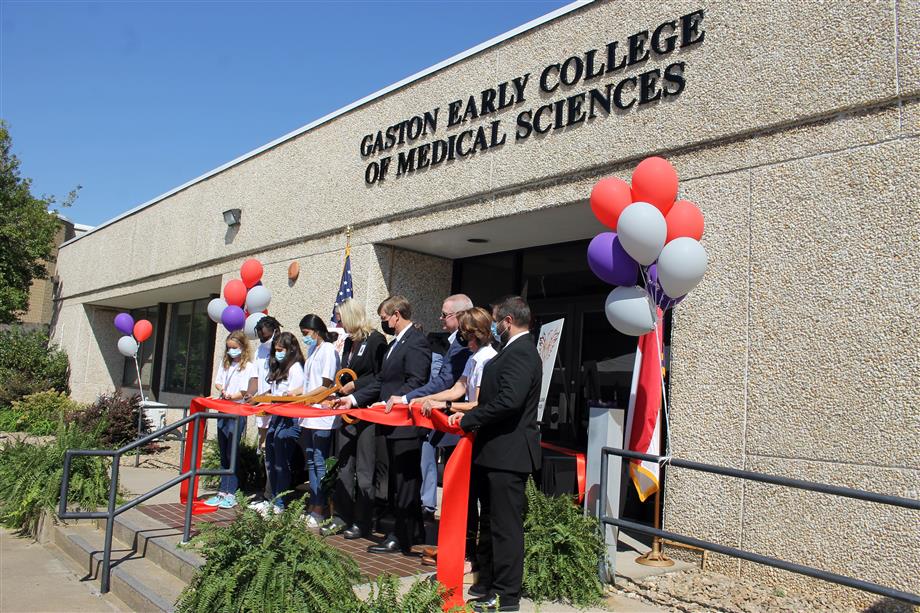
[302,336,316,349]
[227,348,242,359]
[490,322,501,343]
[457,334,469,348]
[381,317,396,336]
[274,351,287,362]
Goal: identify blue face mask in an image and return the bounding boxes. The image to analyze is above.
[227,348,242,359]
[490,322,501,342]
[302,335,317,349]
[274,351,287,362]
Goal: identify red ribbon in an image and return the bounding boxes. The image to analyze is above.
[539,441,586,504]
[181,398,472,611]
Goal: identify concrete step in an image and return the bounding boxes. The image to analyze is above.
[53,522,188,613]
[102,509,204,584]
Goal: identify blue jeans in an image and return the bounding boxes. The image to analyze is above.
[301,428,333,508]
[217,416,246,494]
[265,416,301,508]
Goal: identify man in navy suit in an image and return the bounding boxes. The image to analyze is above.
[336,295,432,555]
[449,296,541,612]
[387,294,474,516]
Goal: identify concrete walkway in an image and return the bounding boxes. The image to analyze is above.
[0,529,127,612]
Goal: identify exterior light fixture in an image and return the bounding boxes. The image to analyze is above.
[223,208,242,226]
[467,238,489,244]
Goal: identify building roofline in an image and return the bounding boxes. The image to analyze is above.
[61,0,593,249]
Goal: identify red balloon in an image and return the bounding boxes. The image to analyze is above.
[590,177,633,229]
[631,156,678,216]
[240,259,264,288]
[133,320,153,343]
[665,200,705,243]
[224,279,247,307]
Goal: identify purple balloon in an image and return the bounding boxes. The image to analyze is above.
[221,305,246,331]
[587,232,638,286]
[647,265,685,310]
[114,312,135,335]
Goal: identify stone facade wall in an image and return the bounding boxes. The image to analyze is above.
[52,0,918,605]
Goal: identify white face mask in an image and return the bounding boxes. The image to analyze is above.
[227,348,242,359]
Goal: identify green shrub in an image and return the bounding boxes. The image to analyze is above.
[355,574,466,613]
[70,392,152,449]
[0,422,111,537]
[4,390,81,435]
[201,437,265,492]
[522,478,606,607]
[0,327,69,405]
[176,499,363,613]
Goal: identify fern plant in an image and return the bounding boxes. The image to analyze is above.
[177,499,363,613]
[0,421,111,536]
[522,477,606,607]
[355,574,469,613]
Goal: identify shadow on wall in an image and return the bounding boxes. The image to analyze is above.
[85,304,127,395]
[48,277,64,339]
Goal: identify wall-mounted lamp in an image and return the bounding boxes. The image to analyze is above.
[223,208,242,227]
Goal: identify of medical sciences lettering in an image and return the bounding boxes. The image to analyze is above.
[360,10,706,185]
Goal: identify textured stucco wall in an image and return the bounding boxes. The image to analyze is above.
[50,0,919,605]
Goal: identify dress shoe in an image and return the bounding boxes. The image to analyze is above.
[320,520,346,537]
[342,524,364,540]
[466,583,489,598]
[468,594,519,612]
[367,538,401,554]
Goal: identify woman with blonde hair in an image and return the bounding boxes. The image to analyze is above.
[323,298,387,538]
[205,330,258,509]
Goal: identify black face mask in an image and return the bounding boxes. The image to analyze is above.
[457,334,469,348]
[381,319,396,336]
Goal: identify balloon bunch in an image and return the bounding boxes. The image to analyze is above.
[587,156,708,336]
[114,312,153,357]
[207,259,272,339]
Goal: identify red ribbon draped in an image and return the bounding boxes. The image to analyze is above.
[181,398,471,611]
[539,441,586,504]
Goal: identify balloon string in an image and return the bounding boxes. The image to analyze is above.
[134,353,147,403]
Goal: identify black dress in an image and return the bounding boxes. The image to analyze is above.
[331,330,386,531]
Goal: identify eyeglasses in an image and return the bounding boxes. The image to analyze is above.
[439,311,456,319]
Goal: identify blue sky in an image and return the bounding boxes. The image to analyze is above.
[1,0,570,226]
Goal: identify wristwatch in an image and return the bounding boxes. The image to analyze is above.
[445,400,452,411]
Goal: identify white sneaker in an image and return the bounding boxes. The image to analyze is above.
[300,514,320,528]
[249,500,269,513]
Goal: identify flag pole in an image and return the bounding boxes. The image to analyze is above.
[636,318,673,567]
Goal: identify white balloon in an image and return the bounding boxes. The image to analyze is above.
[604,286,658,336]
[117,335,139,357]
[616,202,667,266]
[207,298,227,323]
[245,286,272,313]
[657,237,708,298]
[244,312,266,340]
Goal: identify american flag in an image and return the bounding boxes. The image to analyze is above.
[330,246,353,325]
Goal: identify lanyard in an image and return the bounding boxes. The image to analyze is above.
[223,362,240,392]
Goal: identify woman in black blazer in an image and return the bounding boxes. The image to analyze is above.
[324,299,387,538]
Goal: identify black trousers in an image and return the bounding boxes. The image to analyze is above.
[387,437,423,551]
[472,465,528,605]
[332,421,376,531]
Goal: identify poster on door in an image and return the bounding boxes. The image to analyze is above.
[536,318,564,421]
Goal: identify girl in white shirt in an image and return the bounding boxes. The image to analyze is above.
[205,331,258,509]
[255,331,305,513]
[298,314,341,527]
[419,307,497,412]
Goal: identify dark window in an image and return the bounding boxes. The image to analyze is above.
[163,298,213,395]
[122,305,159,387]
[454,251,517,308]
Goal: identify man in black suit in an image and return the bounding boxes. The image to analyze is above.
[336,295,431,555]
[449,296,541,612]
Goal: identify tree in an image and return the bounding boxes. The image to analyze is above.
[0,121,78,324]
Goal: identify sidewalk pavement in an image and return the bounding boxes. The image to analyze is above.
[0,528,127,612]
